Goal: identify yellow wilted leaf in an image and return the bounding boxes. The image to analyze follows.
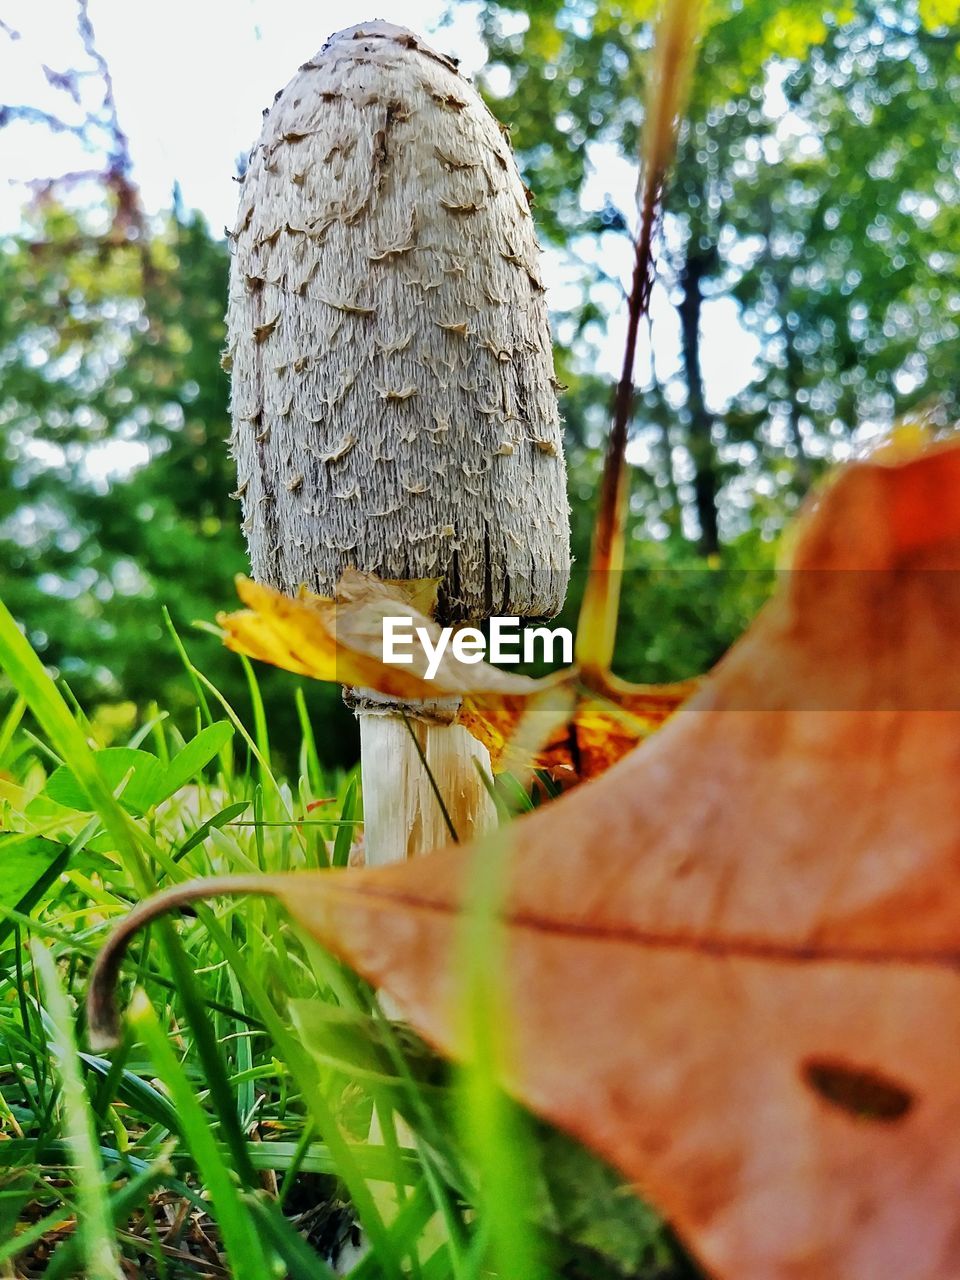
[219,570,538,702]
[461,673,694,782]
[219,571,692,784]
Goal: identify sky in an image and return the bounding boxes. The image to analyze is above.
[0,0,489,236]
[0,0,760,453]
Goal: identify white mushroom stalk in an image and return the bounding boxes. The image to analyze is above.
[225,21,570,862]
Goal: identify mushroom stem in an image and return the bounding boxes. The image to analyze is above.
[359,712,497,864]
[353,707,497,1272]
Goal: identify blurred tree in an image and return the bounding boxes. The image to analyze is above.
[0,0,354,761]
[0,199,354,761]
[472,0,960,558]
[728,11,960,503]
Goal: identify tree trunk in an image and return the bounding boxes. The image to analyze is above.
[652,385,684,534]
[677,249,721,556]
[780,307,814,492]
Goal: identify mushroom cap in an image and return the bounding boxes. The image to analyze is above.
[226,21,570,622]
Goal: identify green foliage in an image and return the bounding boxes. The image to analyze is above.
[0,835,70,946]
[44,721,233,815]
[919,0,960,28]
[0,200,353,767]
[474,0,960,558]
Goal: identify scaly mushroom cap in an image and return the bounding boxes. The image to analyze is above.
[226,21,570,622]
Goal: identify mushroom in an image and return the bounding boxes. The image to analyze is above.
[225,21,570,864]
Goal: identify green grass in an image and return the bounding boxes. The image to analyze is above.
[0,605,692,1279]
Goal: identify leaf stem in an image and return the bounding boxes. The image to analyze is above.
[86,875,278,1050]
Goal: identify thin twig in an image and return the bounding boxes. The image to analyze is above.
[0,105,87,137]
[76,0,129,169]
[576,0,704,678]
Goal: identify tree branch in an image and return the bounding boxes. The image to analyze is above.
[0,105,87,137]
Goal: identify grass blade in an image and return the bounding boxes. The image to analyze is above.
[576,0,705,678]
[128,988,277,1280]
[243,1192,338,1280]
[457,829,548,1280]
[0,596,152,891]
[32,941,123,1280]
[332,778,358,867]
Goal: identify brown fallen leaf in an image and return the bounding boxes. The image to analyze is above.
[95,437,960,1279]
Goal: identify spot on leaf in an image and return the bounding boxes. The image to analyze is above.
[802,1057,914,1123]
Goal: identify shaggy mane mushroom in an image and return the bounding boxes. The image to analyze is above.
[226,20,571,862]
